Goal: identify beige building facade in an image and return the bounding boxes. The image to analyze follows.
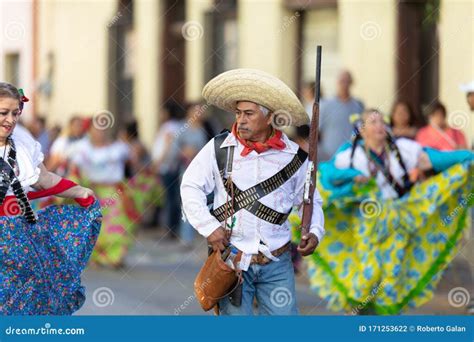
[1,0,472,147]
[0,0,35,120]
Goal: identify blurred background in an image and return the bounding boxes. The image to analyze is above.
[0,0,473,146]
[0,0,472,315]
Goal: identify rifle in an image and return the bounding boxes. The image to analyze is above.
[300,45,322,249]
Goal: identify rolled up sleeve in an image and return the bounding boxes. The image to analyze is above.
[180,139,222,238]
[309,187,325,243]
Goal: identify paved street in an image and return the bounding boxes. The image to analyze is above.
[77,229,473,316]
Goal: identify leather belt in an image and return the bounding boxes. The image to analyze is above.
[250,242,291,266]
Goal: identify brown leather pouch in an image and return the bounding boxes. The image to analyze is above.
[194,249,239,311]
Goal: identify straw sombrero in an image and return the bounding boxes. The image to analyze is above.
[202,68,309,127]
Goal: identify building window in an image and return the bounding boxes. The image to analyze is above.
[4,53,20,86]
[301,8,339,98]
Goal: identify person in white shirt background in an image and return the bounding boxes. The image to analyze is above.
[151,100,185,238]
[180,69,325,315]
[46,115,85,177]
[69,123,132,269]
[459,80,474,149]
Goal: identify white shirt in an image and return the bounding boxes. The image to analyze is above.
[0,127,45,195]
[70,138,130,184]
[334,138,422,199]
[152,120,182,174]
[180,132,325,269]
[50,135,68,156]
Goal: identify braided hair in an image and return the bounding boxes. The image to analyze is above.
[385,127,413,192]
[349,114,363,169]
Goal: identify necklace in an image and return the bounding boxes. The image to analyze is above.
[1,141,17,176]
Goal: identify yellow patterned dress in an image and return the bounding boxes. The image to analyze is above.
[291,146,473,314]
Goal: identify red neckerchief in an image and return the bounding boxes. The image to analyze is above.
[232,123,286,157]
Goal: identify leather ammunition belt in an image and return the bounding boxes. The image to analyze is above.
[0,137,37,223]
[212,131,307,225]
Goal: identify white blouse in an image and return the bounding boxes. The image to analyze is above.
[1,127,45,195]
[334,138,422,199]
[70,138,130,184]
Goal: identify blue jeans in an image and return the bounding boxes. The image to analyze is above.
[161,171,181,234]
[218,251,298,315]
[179,220,195,244]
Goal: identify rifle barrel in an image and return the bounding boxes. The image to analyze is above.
[300,45,322,246]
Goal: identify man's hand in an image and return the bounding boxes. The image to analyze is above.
[207,227,229,252]
[297,233,319,256]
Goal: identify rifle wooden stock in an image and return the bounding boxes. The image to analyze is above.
[300,45,322,249]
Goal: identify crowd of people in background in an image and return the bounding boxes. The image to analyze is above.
[17,68,472,272]
[298,70,469,163]
[294,72,473,315]
[18,97,220,268]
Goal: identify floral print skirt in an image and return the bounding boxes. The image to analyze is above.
[0,200,102,315]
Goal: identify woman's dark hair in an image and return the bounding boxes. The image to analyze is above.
[125,120,139,139]
[125,121,138,136]
[164,99,185,120]
[427,101,447,118]
[185,101,203,112]
[390,100,416,127]
[0,82,21,102]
